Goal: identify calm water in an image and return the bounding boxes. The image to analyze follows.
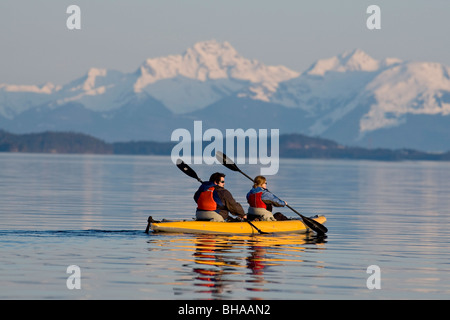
[1,153,450,300]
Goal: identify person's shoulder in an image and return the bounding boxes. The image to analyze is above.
[216,186,229,193]
[218,187,234,196]
[203,181,215,187]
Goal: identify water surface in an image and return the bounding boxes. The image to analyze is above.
[1,153,449,299]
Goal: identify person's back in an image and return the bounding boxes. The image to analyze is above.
[194,172,247,222]
[194,180,224,222]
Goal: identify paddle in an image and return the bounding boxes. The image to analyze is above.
[216,151,328,236]
[145,216,155,234]
[176,159,203,183]
[145,217,151,234]
[176,159,269,235]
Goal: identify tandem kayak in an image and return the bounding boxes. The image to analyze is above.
[149,215,326,235]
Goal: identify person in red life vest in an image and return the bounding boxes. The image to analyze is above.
[194,172,246,222]
[246,175,287,221]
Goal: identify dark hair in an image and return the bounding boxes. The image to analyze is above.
[209,172,225,183]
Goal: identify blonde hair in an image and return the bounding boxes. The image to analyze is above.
[253,175,266,188]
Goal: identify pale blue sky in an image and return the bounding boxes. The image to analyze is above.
[1,0,449,85]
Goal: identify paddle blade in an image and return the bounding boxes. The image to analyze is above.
[285,204,328,235]
[176,159,203,183]
[301,216,328,235]
[216,151,240,172]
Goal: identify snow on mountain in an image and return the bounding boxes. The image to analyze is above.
[303,49,402,77]
[0,40,299,116]
[0,82,60,118]
[2,42,450,151]
[270,49,450,143]
[271,49,385,119]
[134,40,299,112]
[0,68,136,117]
[305,49,381,76]
[360,62,450,133]
[135,40,298,86]
[140,77,248,114]
[0,82,60,94]
[52,68,138,112]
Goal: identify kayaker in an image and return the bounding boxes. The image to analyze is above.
[194,172,247,222]
[211,172,247,222]
[246,175,287,221]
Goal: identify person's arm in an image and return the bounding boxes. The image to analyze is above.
[193,188,201,203]
[221,189,246,218]
[261,190,286,207]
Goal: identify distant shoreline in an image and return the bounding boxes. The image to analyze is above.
[1,129,450,162]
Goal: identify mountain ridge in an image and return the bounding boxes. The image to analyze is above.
[1,40,450,151]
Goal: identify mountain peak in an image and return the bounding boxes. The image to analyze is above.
[134,40,298,91]
[341,49,377,66]
[189,40,238,58]
[306,49,380,76]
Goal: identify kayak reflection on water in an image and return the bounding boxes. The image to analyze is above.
[149,233,327,299]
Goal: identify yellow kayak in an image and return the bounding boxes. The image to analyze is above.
[150,215,326,235]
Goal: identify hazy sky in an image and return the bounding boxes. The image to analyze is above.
[1,0,449,85]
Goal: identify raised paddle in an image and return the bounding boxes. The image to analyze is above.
[176,159,270,235]
[176,159,203,183]
[215,151,328,236]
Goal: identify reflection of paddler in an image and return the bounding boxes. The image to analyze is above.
[193,268,221,288]
[193,237,217,260]
[192,237,227,293]
[247,246,266,275]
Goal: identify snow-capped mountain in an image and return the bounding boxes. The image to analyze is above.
[0,40,298,117]
[134,40,299,112]
[268,49,450,150]
[0,82,59,119]
[1,41,450,151]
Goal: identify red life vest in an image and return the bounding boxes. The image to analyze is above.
[197,186,217,211]
[247,191,267,209]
